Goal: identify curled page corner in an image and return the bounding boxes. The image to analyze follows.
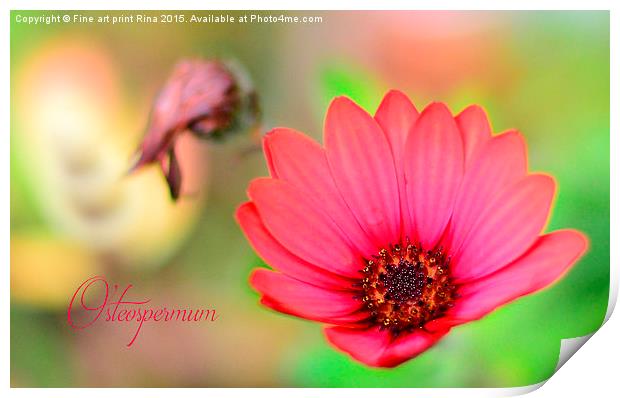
[501,381,546,397]
[549,281,615,378]
[499,332,597,397]
[555,332,596,372]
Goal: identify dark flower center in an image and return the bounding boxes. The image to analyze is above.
[356,241,457,335]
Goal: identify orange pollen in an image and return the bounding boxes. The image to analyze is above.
[354,240,458,335]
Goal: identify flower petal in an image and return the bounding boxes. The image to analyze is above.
[450,230,588,321]
[375,90,420,155]
[236,202,352,290]
[325,97,401,247]
[248,178,361,278]
[452,174,556,281]
[324,326,449,367]
[250,269,364,324]
[375,90,419,238]
[404,102,464,248]
[446,131,527,254]
[455,105,492,166]
[260,296,369,326]
[263,128,375,255]
[162,147,182,200]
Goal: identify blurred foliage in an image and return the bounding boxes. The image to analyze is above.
[11,308,72,387]
[319,62,385,113]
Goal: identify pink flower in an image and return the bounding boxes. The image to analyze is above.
[236,90,587,367]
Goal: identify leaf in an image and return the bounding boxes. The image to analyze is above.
[318,62,385,113]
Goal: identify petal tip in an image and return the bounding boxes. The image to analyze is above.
[234,201,253,223]
[455,104,492,132]
[375,89,419,119]
[379,89,410,104]
[329,95,356,109]
[248,267,266,292]
[327,95,372,119]
[262,127,295,149]
[246,177,276,201]
[416,102,457,126]
[457,104,487,118]
[424,101,452,113]
[530,173,558,196]
[264,127,301,139]
[559,229,590,256]
[491,129,529,169]
[263,128,278,138]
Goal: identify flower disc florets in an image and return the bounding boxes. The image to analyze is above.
[357,240,457,335]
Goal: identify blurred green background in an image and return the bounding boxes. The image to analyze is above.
[10,10,609,387]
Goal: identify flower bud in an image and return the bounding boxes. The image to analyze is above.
[132,58,259,199]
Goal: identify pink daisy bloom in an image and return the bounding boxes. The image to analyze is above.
[236,90,588,368]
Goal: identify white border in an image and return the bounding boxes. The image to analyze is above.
[4,1,617,397]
